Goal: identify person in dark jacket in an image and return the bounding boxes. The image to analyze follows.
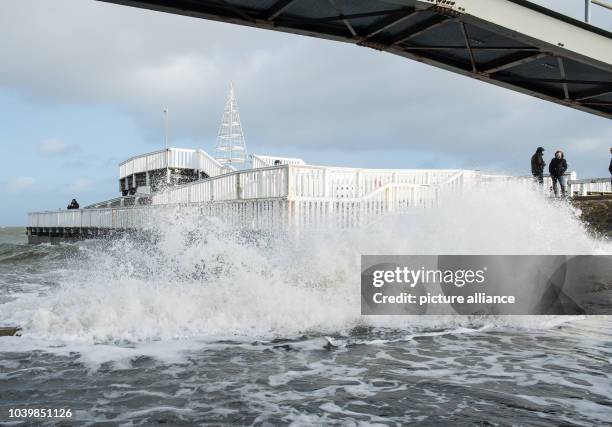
[530,147,546,184]
[549,150,568,197]
[67,199,79,210]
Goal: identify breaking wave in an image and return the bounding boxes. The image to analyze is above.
[1,181,610,343]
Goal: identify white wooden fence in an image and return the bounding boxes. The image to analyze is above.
[119,148,232,180]
[569,177,611,195]
[501,173,611,195]
[28,207,150,229]
[149,165,471,203]
[27,165,611,232]
[251,154,306,168]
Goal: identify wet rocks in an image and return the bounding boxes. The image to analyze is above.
[0,326,21,337]
[572,195,612,237]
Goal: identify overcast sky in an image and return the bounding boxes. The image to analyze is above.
[1,0,611,225]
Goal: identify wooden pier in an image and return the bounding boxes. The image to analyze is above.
[26,150,612,243]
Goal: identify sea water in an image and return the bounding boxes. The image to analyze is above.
[1,182,611,425]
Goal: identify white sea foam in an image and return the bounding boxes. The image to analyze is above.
[1,181,610,344]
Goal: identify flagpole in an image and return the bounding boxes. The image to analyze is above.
[163,107,169,149]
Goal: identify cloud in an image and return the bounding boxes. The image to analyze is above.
[66,178,93,194]
[0,0,610,178]
[6,176,35,193]
[567,137,607,155]
[38,138,82,157]
[38,138,68,155]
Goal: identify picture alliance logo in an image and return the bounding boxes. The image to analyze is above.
[362,255,612,316]
[371,266,488,288]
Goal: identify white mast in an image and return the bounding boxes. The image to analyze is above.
[162,107,169,149]
[215,83,247,166]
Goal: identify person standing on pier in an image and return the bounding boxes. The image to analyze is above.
[67,199,79,210]
[549,150,568,197]
[530,147,546,185]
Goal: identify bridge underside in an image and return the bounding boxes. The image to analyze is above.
[98,0,612,119]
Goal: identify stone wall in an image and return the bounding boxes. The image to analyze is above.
[572,196,612,238]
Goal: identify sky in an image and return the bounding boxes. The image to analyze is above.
[0,0,611,225]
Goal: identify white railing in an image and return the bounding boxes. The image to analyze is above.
[150,164,468,204]
[27,167,483,230]
[569,177,611,195]
[30,160,611,232]
[119,148,229,179]
[28,207,150,229]
[281,182,441,229]
[197,149,233,177]
[83,194,151,209]
[288,166,464,199]
[151,165,289,204]
[466,172,612,196]
[584,0,612,22]
[251,154,306,168]
[239,167,289,199]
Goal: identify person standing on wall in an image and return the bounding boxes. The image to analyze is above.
[530,147,546,185]
[549,150,568,197]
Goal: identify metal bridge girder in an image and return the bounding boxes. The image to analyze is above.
[96,0,612,119]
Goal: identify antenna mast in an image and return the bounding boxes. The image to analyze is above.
[162,107,169,149]
[215,83,247,166]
